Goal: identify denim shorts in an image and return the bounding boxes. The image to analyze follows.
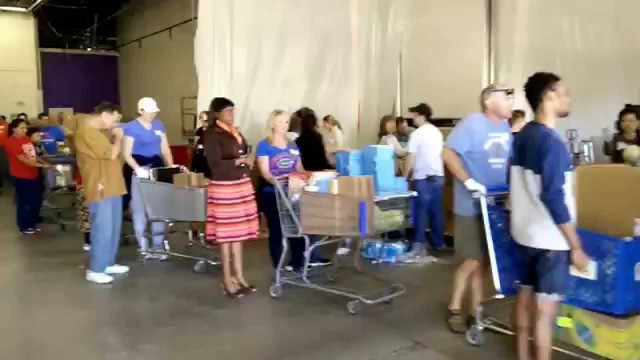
[518,246,570,300]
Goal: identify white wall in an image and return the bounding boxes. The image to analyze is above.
[402,0,488,119]
[495,0,640,162]
[0,12,40,119]
[118,0,197,144]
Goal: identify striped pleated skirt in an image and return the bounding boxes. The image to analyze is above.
[206,177,259,243]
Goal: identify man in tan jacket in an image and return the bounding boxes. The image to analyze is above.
[75,102,127,285]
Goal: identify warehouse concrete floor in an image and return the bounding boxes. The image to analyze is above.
[0,194,589,360]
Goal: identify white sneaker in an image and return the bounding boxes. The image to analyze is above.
[337,247,351,256]
[154,253,169,261]
[105,264,130,275]
[86,271,114,284]
[139,252,155,261]
[83,244,91,251]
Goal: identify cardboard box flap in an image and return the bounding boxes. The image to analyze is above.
[576,164,640,238]
[173,172,208,188]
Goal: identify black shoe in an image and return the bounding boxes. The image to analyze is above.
[309,257,332,267]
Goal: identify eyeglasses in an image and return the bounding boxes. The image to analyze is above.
[491,88,515,96]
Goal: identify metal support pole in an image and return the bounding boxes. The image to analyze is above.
[486,0,496,85]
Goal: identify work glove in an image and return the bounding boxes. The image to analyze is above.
[464,178,487,195]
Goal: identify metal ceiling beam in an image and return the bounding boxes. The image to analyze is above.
[27,0,48,12]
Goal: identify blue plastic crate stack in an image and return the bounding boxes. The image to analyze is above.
[335,146,408,195]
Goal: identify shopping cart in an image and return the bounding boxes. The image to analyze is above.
[268,176,409,315]
[41,154,78,231]
[134,176,219,273]
[466,189,597,360]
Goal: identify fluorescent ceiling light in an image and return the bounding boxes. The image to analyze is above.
[0,6,27,12]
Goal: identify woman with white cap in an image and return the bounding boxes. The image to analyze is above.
[123,97,175,261]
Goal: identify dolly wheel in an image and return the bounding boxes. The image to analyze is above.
[347,300,362,315]
[192,261,207,274]
[269,284,283,299]
[466,325,485,346]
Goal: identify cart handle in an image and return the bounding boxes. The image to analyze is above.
[486,185,509,196]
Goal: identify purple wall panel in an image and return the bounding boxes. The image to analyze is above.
[41,52,120,113]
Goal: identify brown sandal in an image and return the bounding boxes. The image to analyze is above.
[447,309,467,334]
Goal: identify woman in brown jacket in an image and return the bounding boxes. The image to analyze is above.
[203,97,259,298]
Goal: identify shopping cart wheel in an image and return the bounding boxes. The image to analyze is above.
[192,261,207,274]
[347,300,362,315]
[269,284,283,299]
[466,325,484,346]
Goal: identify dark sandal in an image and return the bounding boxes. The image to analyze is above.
[447,309,467,334]
[221,283,244,299]
[240,284,257,294]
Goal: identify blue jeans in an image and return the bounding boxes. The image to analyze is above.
[14,177,43,231]
[258,190,323,268]
[89,196,123,273]
[412,176,445,249]
[130,175,164,252]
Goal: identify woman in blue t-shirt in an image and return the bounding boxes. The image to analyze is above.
[123,97,175,261]
[256,110,308,270]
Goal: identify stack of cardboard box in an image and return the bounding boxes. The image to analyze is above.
[300,176,375,236]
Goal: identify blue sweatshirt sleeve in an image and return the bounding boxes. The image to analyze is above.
[539,139,571,225]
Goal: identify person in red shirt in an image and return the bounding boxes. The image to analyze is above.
[6,119,50,234]
[0,115,10,190]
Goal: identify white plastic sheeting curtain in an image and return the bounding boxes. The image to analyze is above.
[195,0,408,146]
[494,0,640,157]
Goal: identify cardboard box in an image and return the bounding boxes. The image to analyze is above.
[288,171,337,199]
[555,304,640,360]
[300,176,374,236]
[576,164,640,237]
[173,172,208,188]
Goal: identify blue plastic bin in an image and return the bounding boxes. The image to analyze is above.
[486,204,524,297]
[335,150,363,176]
[565,230,640,316]
[488,204,640,315]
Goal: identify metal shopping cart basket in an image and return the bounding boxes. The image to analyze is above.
[467,189,598,360]
[268,176,409,315]
[135,176,219,273]
[41,154,78,231]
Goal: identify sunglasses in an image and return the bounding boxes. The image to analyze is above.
[490,88,515,96]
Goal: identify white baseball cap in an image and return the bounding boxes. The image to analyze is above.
[138,97,160,113]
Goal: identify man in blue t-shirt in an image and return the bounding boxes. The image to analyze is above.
[512,72,590,360]
[443,84,513,334]
[40,112,66,154]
